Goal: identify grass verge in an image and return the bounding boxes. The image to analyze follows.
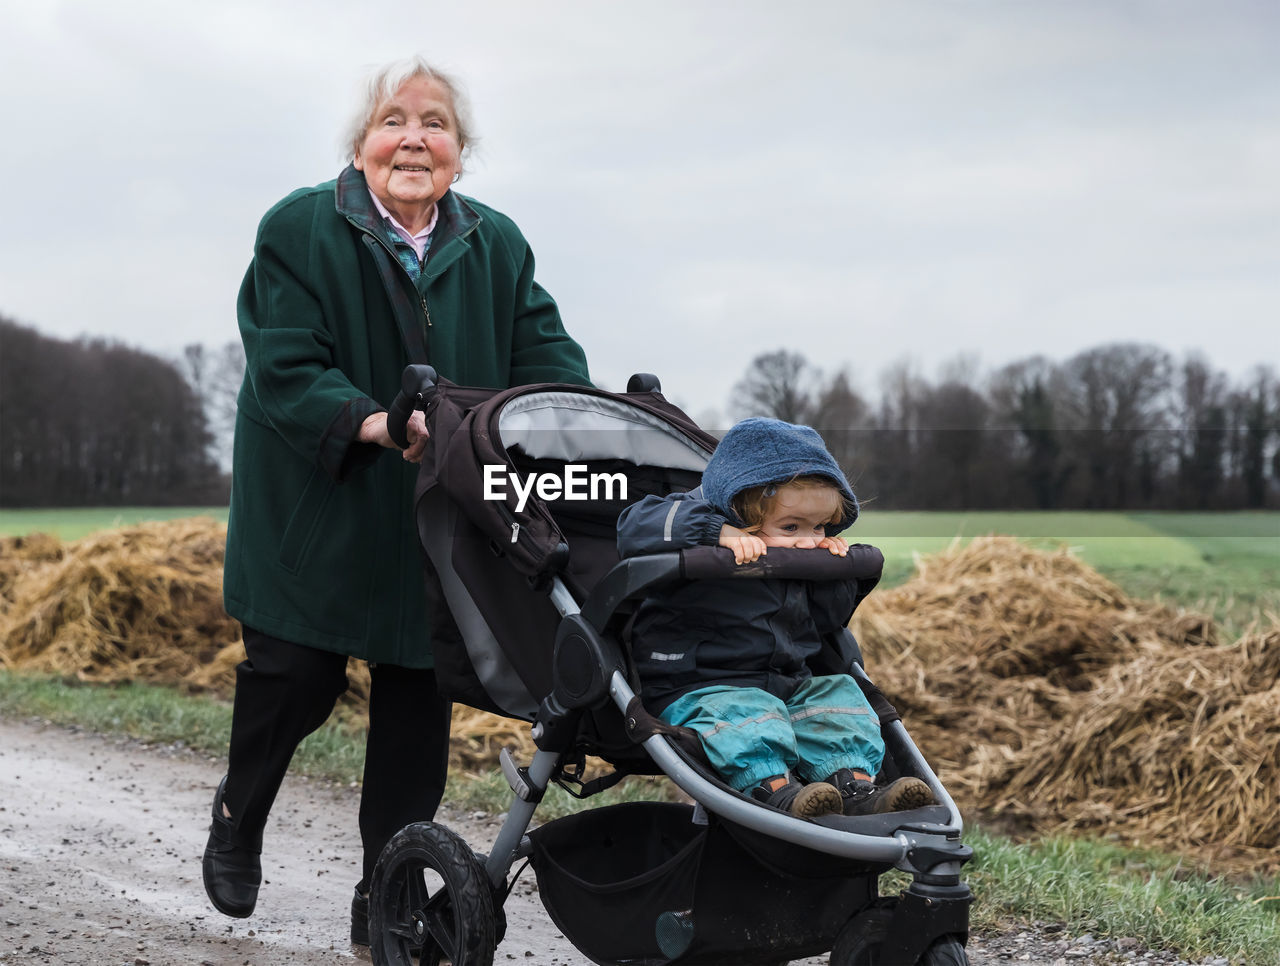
[0,672,673,818]
[2,671,1277,961]
[961,831,1280,963]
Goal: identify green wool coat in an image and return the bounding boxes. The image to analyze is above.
[223,165,592,666]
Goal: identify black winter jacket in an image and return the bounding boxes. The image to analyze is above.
[616,492,861,714]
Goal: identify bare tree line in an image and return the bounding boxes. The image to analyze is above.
[3,314,1276,511]
[1,317,230,507]
[732,345,1280,510]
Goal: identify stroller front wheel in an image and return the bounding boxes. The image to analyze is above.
[919,937,968,966]
[369,821,496,966]
[830,906,969,966]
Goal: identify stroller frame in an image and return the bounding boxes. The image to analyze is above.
[370,366,973,966]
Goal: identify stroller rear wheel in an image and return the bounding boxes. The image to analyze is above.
[369,821,496,966]
[830,906,969,966]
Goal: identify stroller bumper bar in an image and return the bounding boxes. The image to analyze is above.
[581,545,885,630]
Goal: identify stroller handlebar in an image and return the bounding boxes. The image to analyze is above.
[677,544,884,583]
[581,545,884,634]
[387,364,439,449]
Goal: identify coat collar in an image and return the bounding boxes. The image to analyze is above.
[335,163,480,277]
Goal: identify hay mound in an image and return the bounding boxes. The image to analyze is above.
[989,630,1280,852]
[852,536,1278,865]
[856,536,1215,687]
[2,524,1276,868]
[0,519,237,680]
[851,538,1213,781]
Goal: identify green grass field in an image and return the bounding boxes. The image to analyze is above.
[0,506,229,540]
[851,509,1279,569]
[4,507,1275,560]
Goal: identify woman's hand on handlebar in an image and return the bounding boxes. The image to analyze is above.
[359,410,430,462]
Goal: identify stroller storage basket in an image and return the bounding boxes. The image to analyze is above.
[528,801,876,965]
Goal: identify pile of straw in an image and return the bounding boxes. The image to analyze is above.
[1,524,1276,868]
[852,536,1278,865]
[989,631,1280,853]
[1,520,237,681]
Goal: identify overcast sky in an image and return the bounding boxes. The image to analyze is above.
[3,0,1277,423]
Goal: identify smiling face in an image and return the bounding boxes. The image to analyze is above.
[753,482,843,548]
[354,75,463,234]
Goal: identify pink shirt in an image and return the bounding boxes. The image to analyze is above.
[368,191,438,261]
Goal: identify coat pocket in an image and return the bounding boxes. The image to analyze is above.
[278,467,334,574]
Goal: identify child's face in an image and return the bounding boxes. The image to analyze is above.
[755,485,840,548]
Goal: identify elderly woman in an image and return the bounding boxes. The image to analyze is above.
[203,56,590,945]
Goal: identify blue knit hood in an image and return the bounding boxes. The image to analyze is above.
[701,417,858,534]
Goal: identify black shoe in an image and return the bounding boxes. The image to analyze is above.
[351,886,369,946]
[202,777,262,918]
[751,776,843,818]
[826,769,936,816]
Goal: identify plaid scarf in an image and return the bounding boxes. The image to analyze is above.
[384,221,432,281]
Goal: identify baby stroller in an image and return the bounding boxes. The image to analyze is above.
[370,365,973,966]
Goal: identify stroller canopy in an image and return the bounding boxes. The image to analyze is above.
[495,390,712,472]
[412,379,717,720]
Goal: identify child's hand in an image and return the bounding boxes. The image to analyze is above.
[817,535,849,556]
[719,525,768,564]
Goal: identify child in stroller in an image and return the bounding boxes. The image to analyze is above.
[368,366,972,966]
[618,416,935,819]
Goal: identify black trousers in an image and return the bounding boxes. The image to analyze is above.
[223,626,452,886]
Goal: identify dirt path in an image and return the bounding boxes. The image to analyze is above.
[0,715,583,965]
[0,715,1216,966]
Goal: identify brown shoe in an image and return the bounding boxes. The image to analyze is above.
[826,770,935,816]
[752,776,843,818]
